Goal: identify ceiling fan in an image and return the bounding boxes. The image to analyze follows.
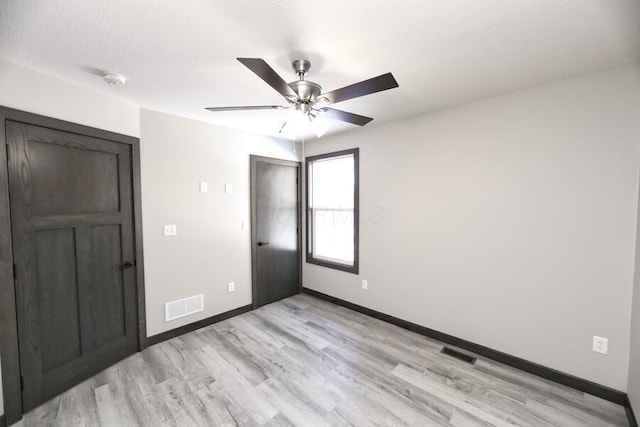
[205,58,399,137]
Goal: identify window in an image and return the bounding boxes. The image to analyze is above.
[306,148,359,273]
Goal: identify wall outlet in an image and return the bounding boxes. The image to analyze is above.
[163,224,177,236]
[225,183,233,194]
[593,336,608,354]
[362,280,368,290]
[228,282,235,293]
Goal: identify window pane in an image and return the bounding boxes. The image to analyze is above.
[306,148,359,274]
[313,208,354,265]
[311,155,354,209]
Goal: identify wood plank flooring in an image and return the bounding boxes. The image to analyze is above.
[16,294,629,426]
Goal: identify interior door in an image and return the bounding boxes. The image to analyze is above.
[251,156,301,307]
[7,121,139,411]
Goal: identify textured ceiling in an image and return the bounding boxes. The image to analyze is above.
[1,0,639,140]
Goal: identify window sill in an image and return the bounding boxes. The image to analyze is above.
[306,256,359,274]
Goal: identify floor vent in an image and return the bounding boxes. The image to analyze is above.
[165,294,204,322]
[441,346,476,365]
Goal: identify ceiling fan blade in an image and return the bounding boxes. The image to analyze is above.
[321,108,373,126]
[205,105,285,112]
[237,58,298,99]
[321,73,399,104]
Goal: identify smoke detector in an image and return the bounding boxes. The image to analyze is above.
[102,72,127,86]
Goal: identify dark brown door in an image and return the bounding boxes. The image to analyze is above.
[7,121,139,411]
[251,156,301,307]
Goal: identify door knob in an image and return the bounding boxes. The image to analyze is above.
[120,261,134,270]
[257,241,269,247]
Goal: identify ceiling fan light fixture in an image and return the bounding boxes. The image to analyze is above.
[311,116,329,138]
[280,109,309,139]
[279,108,328,139]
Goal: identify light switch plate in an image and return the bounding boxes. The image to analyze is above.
[228,282,235,293]
[225,183,233,194]
[200,181,208,193]
[163,224,177,236]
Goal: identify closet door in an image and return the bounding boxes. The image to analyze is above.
[7,121,139,411]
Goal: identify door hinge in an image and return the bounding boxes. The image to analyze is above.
[20,375,24,391]
[13,263,17,279]
[296,227,299,234]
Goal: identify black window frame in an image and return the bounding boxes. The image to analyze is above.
[305,148,359,274]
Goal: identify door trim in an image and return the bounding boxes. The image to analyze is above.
[249,155,302,309]
[0,106,146,425]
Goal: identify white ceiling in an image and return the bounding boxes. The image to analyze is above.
[1,0,639,140]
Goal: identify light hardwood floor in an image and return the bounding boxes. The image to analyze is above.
[16,294,628,426]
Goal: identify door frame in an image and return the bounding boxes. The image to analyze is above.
[249,155,302,309]
[0,107,147,425]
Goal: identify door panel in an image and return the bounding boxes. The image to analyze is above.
[251,157,301,307]
[7,121,138,411]
[34,228,81,372]
[89,224,126,347]
[26,137,120,215]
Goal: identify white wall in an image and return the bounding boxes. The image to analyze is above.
[304,63,640,391]
[0,59,141,418]
[140,109,299,336]
[630,180,640,414]
[0,59,139,137]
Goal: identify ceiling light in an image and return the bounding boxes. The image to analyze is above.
[102,72,127,86]
[280,110,308,138]
[279,109,330,139]
[310,116,329,138]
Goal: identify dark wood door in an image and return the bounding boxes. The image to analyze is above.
[7,121,139,411]
[251,156,301,307]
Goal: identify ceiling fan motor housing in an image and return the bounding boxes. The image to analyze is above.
[288,80,322,103]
